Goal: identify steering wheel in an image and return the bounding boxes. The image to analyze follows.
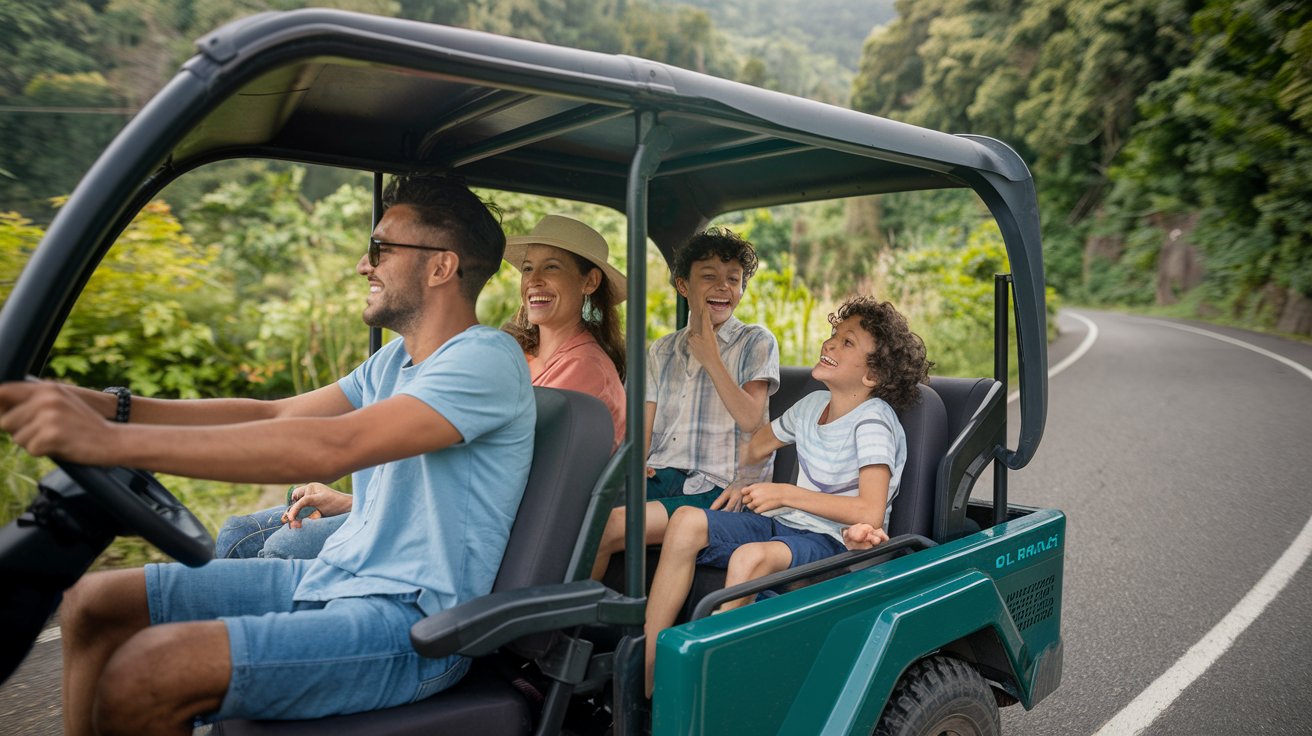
[56,461,214,567]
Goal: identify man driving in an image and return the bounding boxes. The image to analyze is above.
[0,175,534,735]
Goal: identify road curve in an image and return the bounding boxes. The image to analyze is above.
[2,309,1309,735]
[1001,310,1312,735]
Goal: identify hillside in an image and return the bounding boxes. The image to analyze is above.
[656,0,897,69]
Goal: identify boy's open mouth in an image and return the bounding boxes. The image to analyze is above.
[819,355,838,367]
[707,298,732,310]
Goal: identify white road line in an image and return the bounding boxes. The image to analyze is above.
[35,626,61,644]
[1093,318,1312,736]
[1008,310,1099,404]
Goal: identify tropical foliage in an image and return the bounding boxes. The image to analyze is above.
[851,0,1312,334]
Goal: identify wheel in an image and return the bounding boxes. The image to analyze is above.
[57,461,213,566]
[874,656,1000,736]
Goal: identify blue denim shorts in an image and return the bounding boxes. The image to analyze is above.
[695,510,846,569]
[145,558,467,722]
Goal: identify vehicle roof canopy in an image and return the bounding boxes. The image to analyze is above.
[2,8,1048,467]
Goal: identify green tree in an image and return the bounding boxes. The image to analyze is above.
[1105,0,1312,328]
[44,200,234,397]
[0,0,102,98]
[0,71,126,217]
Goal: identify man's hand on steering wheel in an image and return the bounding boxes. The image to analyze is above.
[0,379,214,566]
[0,380,120,465]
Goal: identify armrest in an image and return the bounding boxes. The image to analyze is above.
[410,579,642,658]
[690,534,935,620]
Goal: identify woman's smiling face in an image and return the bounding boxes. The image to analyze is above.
[519,244,600,334]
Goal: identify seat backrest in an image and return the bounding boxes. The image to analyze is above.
[927,376,1004,540]
[493,388,613,657]
[493,387,614,594]
[928,376,1001,440]
[769,367,949,539]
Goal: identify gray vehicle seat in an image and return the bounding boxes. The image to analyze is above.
[928,376,1001,439]
[214,387,615,736]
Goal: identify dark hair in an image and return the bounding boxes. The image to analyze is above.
[503,252,626,381]
[670,227,759,289]
[382,175,505,302]
[829,296,933,412]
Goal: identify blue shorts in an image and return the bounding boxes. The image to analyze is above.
[145,558,467,722]
[695,510,846,569]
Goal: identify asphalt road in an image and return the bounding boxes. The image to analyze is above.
[2,309,1309,735]
[999,310,1312,735]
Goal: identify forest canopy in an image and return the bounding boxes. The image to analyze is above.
[852,0,1312,334]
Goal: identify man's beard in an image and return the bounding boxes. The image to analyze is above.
[362,272,425,333]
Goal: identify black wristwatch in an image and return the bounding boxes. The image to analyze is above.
[103,386,132,423]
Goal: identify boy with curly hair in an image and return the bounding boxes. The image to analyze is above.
[591,228,780,579]
[643,295,930,693]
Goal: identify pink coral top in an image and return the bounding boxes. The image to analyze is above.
[528,330,625,452]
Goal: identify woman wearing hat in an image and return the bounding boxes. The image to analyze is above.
[502,215,626,450]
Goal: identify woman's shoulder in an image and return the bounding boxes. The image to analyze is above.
[536,335,621,389]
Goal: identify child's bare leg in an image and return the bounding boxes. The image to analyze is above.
[590,501,673,580]
[643,506,709,696]
[716,541,793,612]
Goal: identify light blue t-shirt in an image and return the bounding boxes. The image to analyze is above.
[768,390,905,542]
[293,326,535,616]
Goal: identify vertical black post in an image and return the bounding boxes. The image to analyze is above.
[369,172,384,355]
[623,114,670,601]
[615,112,670,736]
[993,273,1012,526]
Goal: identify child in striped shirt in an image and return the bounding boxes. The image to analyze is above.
[643,295,931,693]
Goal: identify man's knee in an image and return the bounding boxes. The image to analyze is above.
[95,622,229,733]
[62,569,149,644]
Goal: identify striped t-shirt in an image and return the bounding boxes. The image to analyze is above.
[768,390,905,542]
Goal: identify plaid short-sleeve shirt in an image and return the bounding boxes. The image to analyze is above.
[645,316,780,494]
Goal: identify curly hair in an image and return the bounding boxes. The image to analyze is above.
[829,296,933,412]
[502,252,626,381]
[670,227,759,289]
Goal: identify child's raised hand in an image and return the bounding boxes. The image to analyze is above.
[842,523,889,550]
[685,302,718,368]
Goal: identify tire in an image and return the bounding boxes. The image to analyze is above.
[874,656,1000,736]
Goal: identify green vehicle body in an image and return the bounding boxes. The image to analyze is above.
[0,9,1065,733]
[656,507,1064,732]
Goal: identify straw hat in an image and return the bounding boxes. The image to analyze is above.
[504,215,627,304]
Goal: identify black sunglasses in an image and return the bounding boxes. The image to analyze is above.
[368,237,462,277]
